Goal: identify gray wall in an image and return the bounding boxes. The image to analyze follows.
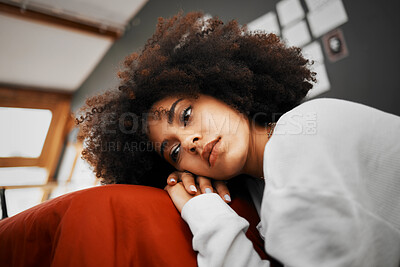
[72,0,400,116]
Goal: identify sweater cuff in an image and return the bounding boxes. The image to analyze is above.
[181,193,239,234]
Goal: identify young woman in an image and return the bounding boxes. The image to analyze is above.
[77,12,400,266]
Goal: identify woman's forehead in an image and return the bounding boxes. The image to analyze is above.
[146,97,181,138]
[149,97,181,121]
[154,96,179,108]
[149,94,200,119]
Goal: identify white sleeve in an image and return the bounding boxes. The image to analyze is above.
[181,193,270,267]
[260,98,400,267]
[261,187,400,267]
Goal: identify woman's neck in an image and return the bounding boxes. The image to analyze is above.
[241,122,274,179]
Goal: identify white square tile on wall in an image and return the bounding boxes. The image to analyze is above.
[246,12,280,36]
[306,63,331,99]
[276,0,305,27]
[304,0,330,12]
[302,41,324,65]
[302,41,331,99]
[307,0,348,38]
[282,20,311,48]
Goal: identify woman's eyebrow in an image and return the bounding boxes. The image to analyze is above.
[160,98,184,160]
[167,98,184,124]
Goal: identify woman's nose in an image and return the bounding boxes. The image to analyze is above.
[183,135,200,153]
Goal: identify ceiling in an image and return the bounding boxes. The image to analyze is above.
[23,0,148,31]
[0,0,148,92]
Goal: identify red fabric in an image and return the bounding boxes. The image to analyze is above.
[0,184,281,267]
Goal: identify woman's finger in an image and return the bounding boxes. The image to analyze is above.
[167,171,180,185]
[196,176,214,194]
[164,182,195,213]
[214,181,231,203]
[181,171,198,195]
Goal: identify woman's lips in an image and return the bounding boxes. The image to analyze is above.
[202,138,221,167]
[209,138,221,167]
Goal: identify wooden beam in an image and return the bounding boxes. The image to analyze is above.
[0,86,72,108]
[0,157,39,168]
[41,99,72,181]
[0,2,122,39]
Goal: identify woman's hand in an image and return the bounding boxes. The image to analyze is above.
[166,171,231,203]
[164,182,200,213]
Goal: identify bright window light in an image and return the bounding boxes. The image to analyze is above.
[70,156,96,183]
[0,107,52,158]
[56,144,77,184]
[5,188,43,217]
[0,167,48,186]
[50,157,98,199]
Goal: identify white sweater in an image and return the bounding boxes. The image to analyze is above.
[181,98,400,267]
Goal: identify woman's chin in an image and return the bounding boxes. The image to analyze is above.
[211,168,242,181]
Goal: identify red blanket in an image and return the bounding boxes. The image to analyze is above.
[0,184,281,267]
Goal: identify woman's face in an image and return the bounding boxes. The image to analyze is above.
[147,94,251,180]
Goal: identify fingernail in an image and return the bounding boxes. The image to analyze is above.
[205,188,212,194]
[224,194,231,202]
[190,185,197,192]
[170,178,176,183]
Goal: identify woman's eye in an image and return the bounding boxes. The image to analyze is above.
[171,106,191,163]
[181,106,192,126]
[170,144,181,163]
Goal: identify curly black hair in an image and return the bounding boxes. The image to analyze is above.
[76,11,315,188]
